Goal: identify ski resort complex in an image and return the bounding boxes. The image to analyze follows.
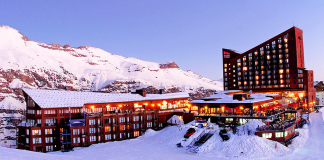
[188,27,314,146]
[16,88,193,152]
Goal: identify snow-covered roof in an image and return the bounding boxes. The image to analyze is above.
[22,88,189,108]
[191,93,278,104]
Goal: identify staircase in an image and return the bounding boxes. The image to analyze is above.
[186,130,215,154]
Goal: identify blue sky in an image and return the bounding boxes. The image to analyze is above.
[1,1,323,81]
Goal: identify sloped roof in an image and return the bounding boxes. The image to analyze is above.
[22,88,189,108]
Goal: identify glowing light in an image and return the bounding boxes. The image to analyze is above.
[162,101,167,105]
[144,103,148,106]
[118,104,122,107]
[151,104,155,107]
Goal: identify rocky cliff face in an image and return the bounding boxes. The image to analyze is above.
[0,25,223,110]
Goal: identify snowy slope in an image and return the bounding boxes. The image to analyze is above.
[0,25,223,110]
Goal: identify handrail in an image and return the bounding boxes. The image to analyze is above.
[187,128,207,147]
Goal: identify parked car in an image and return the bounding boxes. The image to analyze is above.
[184,128,196,138]
[219,129,230,141]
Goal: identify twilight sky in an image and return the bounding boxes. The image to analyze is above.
[0,1,323,81]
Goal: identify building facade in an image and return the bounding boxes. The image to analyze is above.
[222,27,316,110]
[17,88,193,152]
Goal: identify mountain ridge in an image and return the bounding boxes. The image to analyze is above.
[0,25,223,110]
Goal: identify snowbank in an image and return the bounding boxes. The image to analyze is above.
[288,124,309,150]
[142,129,157,137]
[237,120,265,135]
[199,133,291,159]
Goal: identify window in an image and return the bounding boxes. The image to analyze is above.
[133,124,139,129]
[285,131,288,137]
[120,133,126,139]
[134,131,139,137]
[27,110,35,114]
[46,145,53,152]
[105,118,111,124]
[275,132,283,138]
[279,69,284,74]
[45,119,56,125]
[26,138,29,144]
[89,128,96,134]
[262,133,272,139]
[147,122,152,128]
[119,117,125,123]
[105,134,111,140]
[33,138,42,144]
[120,125,125,131]
[89,119,96,125]
[133,116,139,121]
[73,137,80,143]
[45,129,53,135]
[26,129,29,135]
[147,115,152,120]
[45,137,53,143]
[90,136,96,142]
[44,110,56,114]
[37,119,41,125]
[105,126,111,132]
[32,129,41,135]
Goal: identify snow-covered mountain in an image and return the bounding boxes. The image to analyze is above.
[0,25,223,110]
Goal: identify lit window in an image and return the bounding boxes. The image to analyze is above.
[261,66,264,69]
[224,68,227,72]
[279,69,284,74]
[262,133,272,139]
[267,55,271,60]
[284,38,288,43]
[254,51,258,55]
[285,49,289,53]
[286,59,289,63]
[286,69,289,73]
[275,132,283,138]
[243,67,248,71]
[224,64,227,67]
[255,76,259,80]
[279,59,283,64]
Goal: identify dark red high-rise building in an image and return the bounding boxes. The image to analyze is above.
[222,27,316,109]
